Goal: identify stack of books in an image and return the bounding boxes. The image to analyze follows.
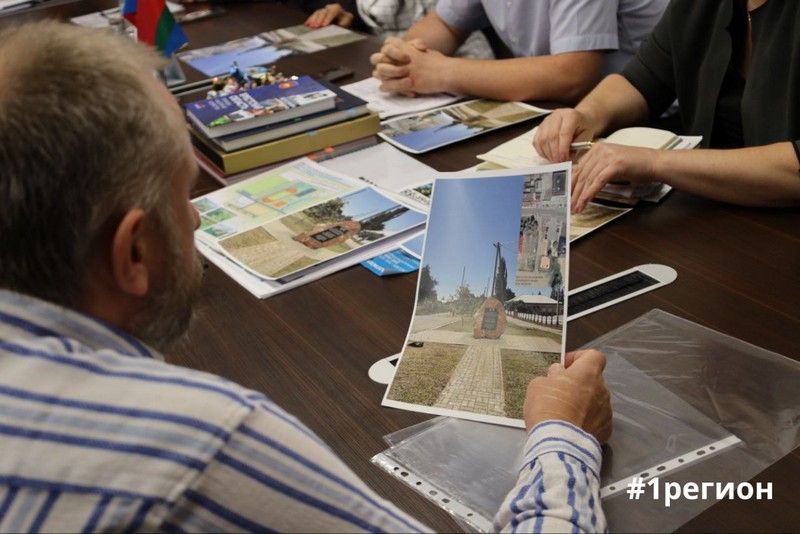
[184,75,381,181]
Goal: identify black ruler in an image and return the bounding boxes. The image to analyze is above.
[567,264,676,321]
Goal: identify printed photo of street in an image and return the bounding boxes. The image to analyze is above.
[388,313,561,421]
[517,169,568,287]
[379,99,548,153]
[384,167,570,426]
[219,187,425,280]
[178,25,365,77]
[569,202,631,241]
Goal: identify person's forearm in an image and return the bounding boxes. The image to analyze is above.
[654,142,800,207]
[492,422,606,533]
[404,11,464,56]
[434,52,602,103]
[575,74,650,135]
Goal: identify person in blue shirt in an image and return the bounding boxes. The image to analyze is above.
[0,20,611,532]
[369,0,668,104]
[304,0,494,60]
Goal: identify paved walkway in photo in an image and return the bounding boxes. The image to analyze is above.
[409,313,460,333]
[410,329,561,353]
[433,340,505,416]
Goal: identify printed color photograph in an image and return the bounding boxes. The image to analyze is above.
[379,100,548,154]
[219,187,426,280]
[384,164,571,427]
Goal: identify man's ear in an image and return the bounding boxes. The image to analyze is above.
[110,209,152,297]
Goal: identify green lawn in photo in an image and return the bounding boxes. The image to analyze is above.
[501,350,560,419]
[387,342,466,406]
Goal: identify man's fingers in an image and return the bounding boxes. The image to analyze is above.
[382,44,412,65]
[369,52,387,67]
[408,37,427,51]
[379,77,414,93]
[572,163,589,212]
[566,349,607,374]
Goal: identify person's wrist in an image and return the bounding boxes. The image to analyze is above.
[650,147,668,185]
[574,105,603,137]
[526,420,603,465]
[438,56,462,94]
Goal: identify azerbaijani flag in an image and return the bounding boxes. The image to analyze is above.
[121,0,188,57]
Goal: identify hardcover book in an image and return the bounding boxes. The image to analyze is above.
[185,76,337,138]
[189,110,381,175]
[211,80,370,152]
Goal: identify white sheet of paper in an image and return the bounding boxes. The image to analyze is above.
[341,77,464,119]
[478,128,702,169]
[0,0,35,11]
[476,126,549,169]
[478,128,702,202]
[317,142,437,193]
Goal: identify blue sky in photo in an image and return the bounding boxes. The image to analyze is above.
[421,175,527,300]
[401,233,425,257]
[182,46,293,77]
[389,122,483,152]
[336,188,426,233]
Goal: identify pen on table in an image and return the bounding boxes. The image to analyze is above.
[570,141,594,150]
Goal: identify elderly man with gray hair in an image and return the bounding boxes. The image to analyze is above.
[0,21,611,532]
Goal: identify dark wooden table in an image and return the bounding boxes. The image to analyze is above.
[4,2,799,531]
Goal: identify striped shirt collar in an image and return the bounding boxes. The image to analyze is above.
[0,289,162,361]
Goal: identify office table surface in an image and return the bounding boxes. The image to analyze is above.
[4,1,800,532]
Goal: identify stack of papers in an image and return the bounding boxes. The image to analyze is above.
[193,157,427,298]
[341,77,465,120]
[476,126,702,239]
[176,25,365,77]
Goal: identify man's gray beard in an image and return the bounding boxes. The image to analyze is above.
[128,243,204,354]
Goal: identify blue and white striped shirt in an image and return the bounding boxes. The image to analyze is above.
[0,289,605,532]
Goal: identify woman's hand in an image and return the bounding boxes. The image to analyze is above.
[305,3,354,28]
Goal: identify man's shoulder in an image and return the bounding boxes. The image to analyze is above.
[91,345,266,427]
[0,335,279,528]
[2,332,264,433]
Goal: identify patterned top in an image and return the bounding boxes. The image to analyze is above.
[0,289,605,532]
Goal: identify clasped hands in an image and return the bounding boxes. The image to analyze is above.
[370,37,449,97]
[534,109,661,213]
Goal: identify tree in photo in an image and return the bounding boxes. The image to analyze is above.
[419,264,439,302]
[305,197,347,224]
[493,256,508,303]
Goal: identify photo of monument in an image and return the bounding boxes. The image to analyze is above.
[384,165,571,427]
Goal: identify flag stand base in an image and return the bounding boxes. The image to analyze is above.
[159,55,187,88]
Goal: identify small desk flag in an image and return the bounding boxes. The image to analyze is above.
[121,0,188,57]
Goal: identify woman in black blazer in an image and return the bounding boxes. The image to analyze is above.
[534,0,800,213]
